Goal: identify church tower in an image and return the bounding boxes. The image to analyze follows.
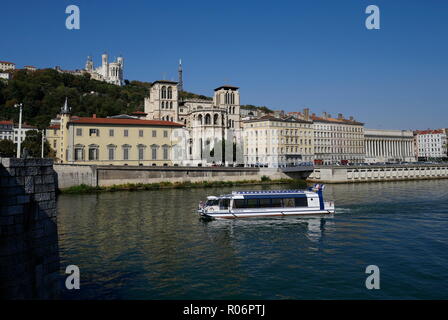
[144,80,179,122]
[214,85,241,130]
[59,97,72,163]
[85,56,93,71]
[178,59,183,92]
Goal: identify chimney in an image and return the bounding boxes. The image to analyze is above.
[322,112,327,119]
[328,114,331,118]
[303,108,310,121]
[338,113,343,120]
[349,116,354,121]
[93,114,97,118]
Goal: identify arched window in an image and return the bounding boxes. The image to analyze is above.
[198,114,203,125]
[205,113,211,125]
[213,114,219,125]
[168,86,172,99]
[170,101,173,109]
[161,86,167,99]
[161,101,165,109]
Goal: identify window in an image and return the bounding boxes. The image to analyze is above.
[109,129,114,137]
[163,130,168,138]
[74,145,84,161]
[139,130,144,137]
[233,199,247,208]
[138,145,145,160]
[89,129,99,136]
[152,130,157,137]
[124,129,129,137]
[246,199,258,208]
[259,199,272,208]
[108,145,116,160]
[123,148,129,160]
[88,145,99,160]
[151,145,158,160]
[76,128,82,136]
[294,197,308,207]
[271,198,282,207]
[219,199,230,210]
[163,145,169,160]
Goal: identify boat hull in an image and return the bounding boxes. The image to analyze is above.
[198,208,335,219]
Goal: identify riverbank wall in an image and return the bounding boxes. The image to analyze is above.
[0,158,60,299]
[54,164,292,189]
[308,164,448,183]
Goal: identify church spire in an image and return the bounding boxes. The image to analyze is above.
[178,59,183,92]
[61,97,71,115]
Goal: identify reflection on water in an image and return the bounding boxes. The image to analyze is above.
[58,180,448,299]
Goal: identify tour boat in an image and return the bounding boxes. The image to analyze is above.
[197,184,335,219]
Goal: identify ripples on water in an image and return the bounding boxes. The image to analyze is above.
[58,180,448,299]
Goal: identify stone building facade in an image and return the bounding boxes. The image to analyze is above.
[312,112,364,165]
[144,82,243,166]
[414,129,447,160]
[242,113,314,168]
[364,129,416,163]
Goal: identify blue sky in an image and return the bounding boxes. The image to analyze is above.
[1,0,447,130]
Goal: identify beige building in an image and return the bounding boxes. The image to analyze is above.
[364,129,416,163]
[0,61,15,71]
[47,99,183,165]
[312,112,364,165]
[242,113,314,168]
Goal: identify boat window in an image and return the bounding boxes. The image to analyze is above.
[219,199,230,210]
[259,198,271,208]
[283,198,295,207]
[271,198,282,207]
[294,197,308,207]
[233,199,247,208]
[246,199,259,208]
[206,200,219,206]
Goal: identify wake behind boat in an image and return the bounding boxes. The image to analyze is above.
[197,184,335,219]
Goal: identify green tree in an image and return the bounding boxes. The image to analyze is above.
[0,139,16,157]
[21,130,51,158]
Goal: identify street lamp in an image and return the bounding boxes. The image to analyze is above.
[41,129,46,158]
[14,103,23,158]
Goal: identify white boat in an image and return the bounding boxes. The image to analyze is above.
[197,184,335,219]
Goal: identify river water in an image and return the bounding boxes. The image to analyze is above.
[58,180,448,299]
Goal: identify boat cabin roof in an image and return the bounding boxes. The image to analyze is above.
[222,190,317,200]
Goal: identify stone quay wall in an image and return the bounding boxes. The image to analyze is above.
[0,158,60,299]
[308,164,448,183]
[53,164,291,188]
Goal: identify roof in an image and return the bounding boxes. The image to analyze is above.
[0,120,13,125]
[311,115,363,126]
[48,124,60,129]
[414,129,445,135]
[0,61,15,65]
[230,190,310,199]
[68,116,184,127]
[152,80,178,85]
[243,114,312,124]
[131,111,147,115]
[214,85,239,91]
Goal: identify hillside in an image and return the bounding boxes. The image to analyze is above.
[0,69,270,129]
[0,69,211,129]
